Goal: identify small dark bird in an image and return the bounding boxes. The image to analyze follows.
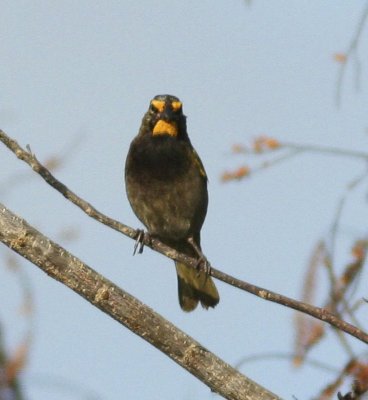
[125,94,219,311]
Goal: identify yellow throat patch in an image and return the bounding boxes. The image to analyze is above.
[153,120,178,136]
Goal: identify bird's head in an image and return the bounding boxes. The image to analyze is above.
[140,94,188,140]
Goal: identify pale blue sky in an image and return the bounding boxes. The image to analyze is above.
[1,2,368,399]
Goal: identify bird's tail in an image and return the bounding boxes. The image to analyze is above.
[175,261,219,312]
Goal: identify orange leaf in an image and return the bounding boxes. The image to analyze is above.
[333,53,347,63]
[221,166,250,182]
[253,136,279,152]
[4,339,30,382]
[231,143,247,153]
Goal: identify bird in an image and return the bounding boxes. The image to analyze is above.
[125,94,219,311]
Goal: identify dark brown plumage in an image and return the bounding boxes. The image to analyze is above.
[125,94,219,311]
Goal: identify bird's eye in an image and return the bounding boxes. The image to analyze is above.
[149,104,157,113]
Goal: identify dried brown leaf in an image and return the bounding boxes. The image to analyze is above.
[4,337,30,382]
[221,166,250,182]
[294,241,326,365]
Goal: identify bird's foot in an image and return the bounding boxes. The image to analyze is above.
[187,237,211,275]
[133,229,150,255]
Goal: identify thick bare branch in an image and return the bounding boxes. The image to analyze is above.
[0,204,280,400]
[1,129,368,345]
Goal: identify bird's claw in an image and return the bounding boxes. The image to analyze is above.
[133,229,146,255]
[196,256,211,276]
[187,237,211,276]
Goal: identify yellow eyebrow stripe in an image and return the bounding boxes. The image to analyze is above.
[151,100,165,112]
[171,101,182,112]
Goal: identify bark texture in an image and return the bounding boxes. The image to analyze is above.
[0,204,280,400]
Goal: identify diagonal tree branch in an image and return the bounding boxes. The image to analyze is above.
[1,129,368,345]
[0,203,280,400]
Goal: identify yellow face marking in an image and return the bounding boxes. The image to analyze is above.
[151,100,165,113]
[171,101,182,112]
[153,120,178,136]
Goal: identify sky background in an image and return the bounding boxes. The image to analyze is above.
[1,1,368,399]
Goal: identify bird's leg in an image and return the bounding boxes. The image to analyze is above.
[187,237,211,275]
[133,229,148,255]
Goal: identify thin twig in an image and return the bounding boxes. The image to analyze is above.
[281,142,368,160]
[333,328,356,359]
[336,0,368,106]
[328,195,345,301]
[235,352,340,374]
[211,267,368,344]
[328,169,368,320]
[1,129,368,345]
[231,140,368,160]
[250,149,302,175]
